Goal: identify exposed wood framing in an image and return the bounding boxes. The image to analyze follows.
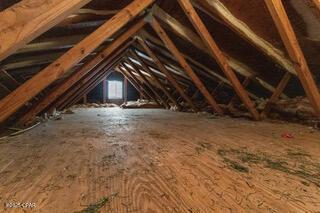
[137,38,198,112]
[120,63,157,103]
[58,64,112,110]
[177,0,260,120]
[124,78,128,104]
[122,62,161,105]
[131,47,181,110]
[200,82,224,108]
[151,18,223,115]
[153,6,288,99]
[78,8,120,16]
[193,0,296,75]
[261,72,292,117]
[0,69,20,90]
[54,51,126,111]
[117,67,150,101]
[133,43,194,86]
[17,35,87,54]
[102,78,107,103]
[227,77,250,109]
[59,54,125,110]
[140,32,260,101]
[17,30,137,125]
[0,0,91,61]
[125,56,168,108]
[265,0,320,117]
[66,70,114,108]
[0,0,154,124]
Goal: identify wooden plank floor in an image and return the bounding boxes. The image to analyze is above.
[0,108,319,212]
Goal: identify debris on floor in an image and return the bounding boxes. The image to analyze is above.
[71,103,119,109]
[217,147,320,187]
[75,193,118,213]
[281,132,294,139]
[120,99,161,109]
[256,96,320,128]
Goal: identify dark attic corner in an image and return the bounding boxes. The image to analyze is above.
[0,0,320,212]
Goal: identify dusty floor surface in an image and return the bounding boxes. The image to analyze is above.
[0,108,320,212]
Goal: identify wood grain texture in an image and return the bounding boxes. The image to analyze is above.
[131,47,181,110]
[0,109,319,212]
[125,55,168,108]
[261,72,291,117]
[117,66,150,101]
[58,53,126,110]
[137,38,198,112]
[265,0,320,117]
[122,62,161,105]
[153,6,288,99]
[177,0,259,120]
[151,18,223,115]
[17,20,144,125]
[0,0,91,61]
[0,0,154,123]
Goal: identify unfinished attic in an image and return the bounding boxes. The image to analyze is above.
[1,0,320,211]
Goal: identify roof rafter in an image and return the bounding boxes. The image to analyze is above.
[0,0,91,61]
[17,19,145,125]
[150,18,223,115]
[0,0,154,124]
[153,6,288,99]
[265,0,320,117]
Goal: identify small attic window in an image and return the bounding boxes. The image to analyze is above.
[108,80,123,99]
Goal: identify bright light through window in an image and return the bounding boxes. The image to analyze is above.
[108,81,123,99]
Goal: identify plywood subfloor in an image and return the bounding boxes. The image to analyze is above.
[0,108,320,212]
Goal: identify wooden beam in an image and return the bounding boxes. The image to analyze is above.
[152,7,288,99]
[124,78,128,104]
[18,35,87,54]
[177,0,260,120]
[265,0,320,117]
[227,77,250,109]
[134,47,193,86]
[193,0,296,75]
[131,47,181,110]
[261,72,291,117]
[126,54,169,108]
[102,78,107,103]
[55,52,125,111]
[59,61,118,110]
[0,0,154,123]
[117,67,150,101]
[68,71,113,108]
[151,18,223,115]
[140,30,259,100]
[200,82,224,108]
[0,0,91,61]
[137,38,198,112]
[17,38,134,125]
[18,20,142,124]
[0,69,20,91]
[122,62,161,106]
[58,64,111,110]
[78,8,120,16]
[119,64,155,102]
[66,70,114,109]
